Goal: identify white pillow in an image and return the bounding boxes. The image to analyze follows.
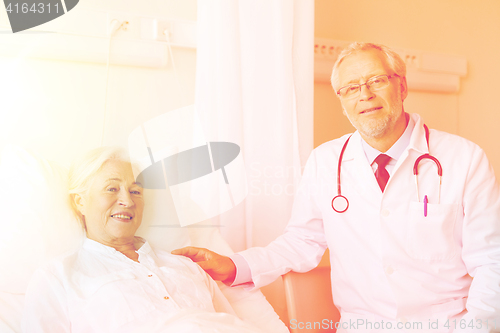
[0,145,83,294]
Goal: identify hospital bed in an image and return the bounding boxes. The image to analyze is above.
[0,144,287,333]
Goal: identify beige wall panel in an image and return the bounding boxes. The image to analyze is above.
[315,0,500,176]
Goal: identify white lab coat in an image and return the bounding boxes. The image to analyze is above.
[239,113,500,332]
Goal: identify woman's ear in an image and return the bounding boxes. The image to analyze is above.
[73,193,86,216]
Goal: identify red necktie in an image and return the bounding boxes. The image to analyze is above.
[374,154,391,192]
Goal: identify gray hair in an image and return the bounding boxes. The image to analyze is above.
[68,146,129,229]
[330,42,406,92]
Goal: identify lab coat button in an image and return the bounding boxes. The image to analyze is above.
[164,296,169,300]
[381,209,390,217]
[385,266,394,275]
[148,274,153,277]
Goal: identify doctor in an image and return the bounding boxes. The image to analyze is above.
[174,42,500,332]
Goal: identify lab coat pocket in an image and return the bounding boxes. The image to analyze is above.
[82,271,155,332]
[406,202,459,260]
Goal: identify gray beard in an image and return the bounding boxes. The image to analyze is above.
[349,99,403,139]
[357,113,394,138]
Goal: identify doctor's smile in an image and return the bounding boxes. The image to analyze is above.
[359,106,383,114]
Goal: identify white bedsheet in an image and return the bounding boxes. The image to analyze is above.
[0,292,23,333]
[110,308,264,333]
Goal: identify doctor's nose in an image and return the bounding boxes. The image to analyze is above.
[359,84,375,101]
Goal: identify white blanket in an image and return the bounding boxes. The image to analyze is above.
[114,309,264,333]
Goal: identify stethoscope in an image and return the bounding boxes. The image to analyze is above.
[331,124,442,214]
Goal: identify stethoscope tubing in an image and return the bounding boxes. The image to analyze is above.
[332,124,442,213]
[331,135,352,213]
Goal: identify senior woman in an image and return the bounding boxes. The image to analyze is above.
[22,147,264,333]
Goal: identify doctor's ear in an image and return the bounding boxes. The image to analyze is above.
[400,76,409,101]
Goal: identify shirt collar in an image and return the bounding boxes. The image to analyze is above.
[82,236,150,256]
[361,113,415,165]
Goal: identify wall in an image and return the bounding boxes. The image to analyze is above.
[0,0,197,167]
[314,0,500,177]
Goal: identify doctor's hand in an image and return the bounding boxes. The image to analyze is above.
[172,247,236,284]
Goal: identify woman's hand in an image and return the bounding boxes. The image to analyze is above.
[172,247,236,284]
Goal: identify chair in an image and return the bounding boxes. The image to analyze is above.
[283,266,340,332]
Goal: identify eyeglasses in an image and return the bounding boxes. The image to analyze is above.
[336,74,399,99]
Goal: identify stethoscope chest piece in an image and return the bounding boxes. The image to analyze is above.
[332,195,349,213]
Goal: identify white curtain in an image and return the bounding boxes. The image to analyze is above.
[195,0,314,252]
